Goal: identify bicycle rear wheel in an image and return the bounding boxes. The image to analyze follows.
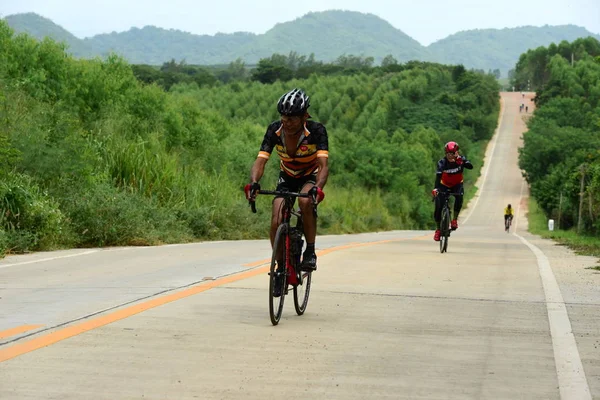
[293,266,312,315]
[440,206,450,253]
[269,223,288,326]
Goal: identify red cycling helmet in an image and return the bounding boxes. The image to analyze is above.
[445,141,459,153]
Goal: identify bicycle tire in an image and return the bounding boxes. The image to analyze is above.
[440,206,450,253]
[269,223,288,325]
[293,253,312,316]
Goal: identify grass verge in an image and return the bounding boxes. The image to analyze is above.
[527,198,600,270]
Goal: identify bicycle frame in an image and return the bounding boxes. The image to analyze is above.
[280,195,303,285]
[250,190,315,285]
[434,192,461,224]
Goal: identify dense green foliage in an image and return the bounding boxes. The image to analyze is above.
[0,21,499,257]
[518,38,600,235]
[5,12,600,76]
[132,53,403,90]
[511,37,600,91]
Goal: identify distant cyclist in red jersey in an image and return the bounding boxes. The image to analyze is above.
[431,141,473,241]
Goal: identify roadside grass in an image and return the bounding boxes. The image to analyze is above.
[527,198,600,270]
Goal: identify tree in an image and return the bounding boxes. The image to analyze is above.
[217,58,248,83]
[381,54,398,67]
[251,58,293,84]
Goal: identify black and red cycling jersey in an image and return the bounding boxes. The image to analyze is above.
[434,156,473,188]
[258,120,329,178]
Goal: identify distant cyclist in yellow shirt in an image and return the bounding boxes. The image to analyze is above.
[504,204,514,232]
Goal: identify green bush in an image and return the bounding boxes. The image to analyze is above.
[0,172,66,253]
[60,180,192,247]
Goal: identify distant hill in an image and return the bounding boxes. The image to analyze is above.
[3,12,91,55]
[80,10,431,65]
[244,11,429,63]
[4,11,600,76]
[427,25,600,74]
[82,26,258,64]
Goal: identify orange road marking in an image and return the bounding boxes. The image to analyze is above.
[243,258,271,267]
[0,325,43,340]
[0,235,424,363]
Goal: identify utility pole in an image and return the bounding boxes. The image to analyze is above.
[577,164,587,234]
[589,191,594,223]
[558,192,563,230]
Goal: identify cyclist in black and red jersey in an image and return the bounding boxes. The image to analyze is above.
[245,88,329,272]
[431,141,473,241]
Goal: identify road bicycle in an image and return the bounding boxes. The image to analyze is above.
[250,190,317,325]
[505,215,513,233]
[436,192,462,253]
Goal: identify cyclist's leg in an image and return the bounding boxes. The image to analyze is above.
[448,184,463,230]
[451,184,464,218]
[271,172,295,271]
[271,198,285,247]
[433,187,448,240]
[298,174,318,270]
[434,189,447,229]
[271,172,289,247]
[298,176,317,243]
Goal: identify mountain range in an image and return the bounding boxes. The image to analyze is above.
[4,11,600,76]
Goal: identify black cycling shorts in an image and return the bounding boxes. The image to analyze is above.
[275,171,316,198]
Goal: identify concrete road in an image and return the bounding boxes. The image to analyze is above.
[0,93,598,399]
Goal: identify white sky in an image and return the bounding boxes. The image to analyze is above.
[1,0,599,45]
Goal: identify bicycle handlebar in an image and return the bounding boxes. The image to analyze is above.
[249,190,312,214]
[431,192,463,202]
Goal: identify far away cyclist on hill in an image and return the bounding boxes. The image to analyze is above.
[431,141,473,241]
[244,88,329,271]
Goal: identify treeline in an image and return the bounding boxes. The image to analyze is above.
[510,37,600,91]
[518,38,600,233]
[0,21,499,257]
[131,52,501,90]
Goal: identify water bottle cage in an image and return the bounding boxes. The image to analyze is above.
[289,228,304,261]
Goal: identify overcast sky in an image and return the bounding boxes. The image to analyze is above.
[2,0,599,45]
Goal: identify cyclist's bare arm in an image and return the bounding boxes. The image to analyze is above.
[315,157,329,189]
[250,157,268,183]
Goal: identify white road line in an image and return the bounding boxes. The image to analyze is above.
[0,250,99,269]
[514,177,591,399]
[462,96,505,225]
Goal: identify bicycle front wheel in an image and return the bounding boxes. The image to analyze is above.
[293,268,312,315]
[269,223,288,326]
[440,206,450,253]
